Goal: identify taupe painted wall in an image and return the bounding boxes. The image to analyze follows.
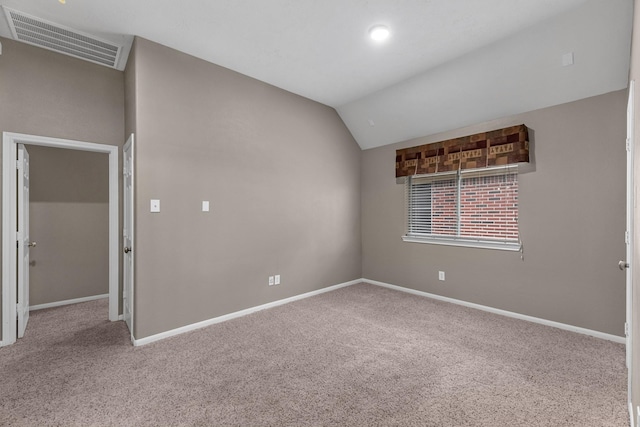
[129,38,362,339]
[362,90,626,336]
[124,39,138,141]
[629,0,639,416]
[29,146,109,306]
[0,37,124,340]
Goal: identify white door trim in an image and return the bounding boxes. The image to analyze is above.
[2,132,119,347]
[122,134,134,343]
[17,144,30,338]
[627,80,635,425]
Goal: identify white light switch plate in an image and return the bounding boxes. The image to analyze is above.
[275,275,281,285]
[202,201,210,212]
[562,52,574,66]
[150,199,160,213]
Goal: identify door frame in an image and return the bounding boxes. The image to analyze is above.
[122,134,134,343]
[1,132,119,347]
[17,144,30,338]
[628,80,635,425]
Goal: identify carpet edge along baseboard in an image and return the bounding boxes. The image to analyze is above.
[131,278,624,346]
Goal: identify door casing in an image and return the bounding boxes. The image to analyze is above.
[1,132,119,347]
[17,144,30,338]
[628,81,636,426]
[123,134,134,342]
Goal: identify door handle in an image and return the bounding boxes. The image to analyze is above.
[124,247,131,254]
[619,260,629,270]
[28,241,36,248]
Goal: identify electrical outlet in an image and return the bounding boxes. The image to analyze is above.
[268,276,274,286]
[274,274,281,285]
[438,271,445,281]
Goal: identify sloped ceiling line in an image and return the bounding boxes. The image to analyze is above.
[0,0,632,150]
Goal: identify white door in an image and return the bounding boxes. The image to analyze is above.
[625,81,634,405]
[17,144,31,338]
[123,134,134,340]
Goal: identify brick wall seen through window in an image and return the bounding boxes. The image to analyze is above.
[405,167,519,250]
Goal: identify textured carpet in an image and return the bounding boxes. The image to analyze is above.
[0,283,628,426]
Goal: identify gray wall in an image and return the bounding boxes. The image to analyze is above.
[0,37,124,340]
[362,90,627,336]
[129,38,362,339]
[124,38,138,141]
[28,146,109,306]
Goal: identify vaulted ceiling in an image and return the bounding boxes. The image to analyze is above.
[0,0,633,149]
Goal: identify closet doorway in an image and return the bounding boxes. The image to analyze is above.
[2,132,119,347]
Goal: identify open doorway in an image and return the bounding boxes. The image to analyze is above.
[28,146,110,312]
[2,132,119,347]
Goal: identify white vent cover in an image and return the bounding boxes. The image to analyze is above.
[3,7,123,69]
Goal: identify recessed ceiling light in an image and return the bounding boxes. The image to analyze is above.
[369,25,390,42]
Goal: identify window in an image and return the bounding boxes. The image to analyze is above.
[403,165,520,251]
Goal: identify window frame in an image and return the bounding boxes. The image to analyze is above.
[402,165,521,252]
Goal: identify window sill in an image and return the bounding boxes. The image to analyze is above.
[402,235,521,252]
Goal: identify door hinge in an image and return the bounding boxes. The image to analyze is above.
[625,322,629,337]
[16,159,21,170]
[626,231,630,244]
[627,138,631,151]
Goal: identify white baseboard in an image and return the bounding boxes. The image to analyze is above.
[29,294,109,311]
[363,278,626,344]
[133,277,625,347]
[133,279,361,346]
[629,400,635,427]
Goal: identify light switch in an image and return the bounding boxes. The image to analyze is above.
[150,199,160,213]
[202,201,210,212]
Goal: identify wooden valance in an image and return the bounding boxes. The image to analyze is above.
[395,124,529,178]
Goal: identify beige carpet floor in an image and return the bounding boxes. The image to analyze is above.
[0,283,628,426]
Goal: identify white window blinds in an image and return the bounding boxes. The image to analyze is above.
[404,165,520,251]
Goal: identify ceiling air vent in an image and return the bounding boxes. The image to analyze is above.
[3,7,123,69]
